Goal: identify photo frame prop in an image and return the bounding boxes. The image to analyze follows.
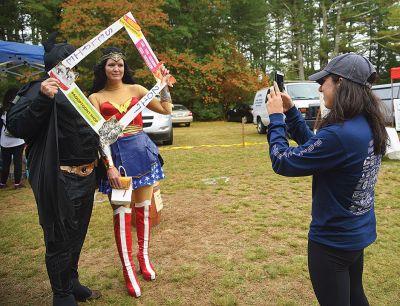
[48,12,175,147]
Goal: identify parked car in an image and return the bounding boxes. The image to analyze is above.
[226,103,253,123]
[142,107,173,145]
[171,104,193,127]
[252,81,321,134]
[371,82,400,125]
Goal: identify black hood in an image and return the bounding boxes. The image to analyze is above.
[43,32,76,72]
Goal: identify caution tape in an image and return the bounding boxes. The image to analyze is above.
[159,141,268,151]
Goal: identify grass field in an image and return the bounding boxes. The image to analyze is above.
[0,121,399,306]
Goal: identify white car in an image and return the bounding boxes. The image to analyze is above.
[171,104,193,126]
[372,82,400,125]
[142,107,173,145]
[252,81,321,134]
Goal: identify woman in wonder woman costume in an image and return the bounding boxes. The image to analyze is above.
[89,47,173,298]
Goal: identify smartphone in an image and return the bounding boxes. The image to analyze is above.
[274,71,284,92]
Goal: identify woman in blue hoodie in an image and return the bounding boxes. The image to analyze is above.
[266,53,388,306]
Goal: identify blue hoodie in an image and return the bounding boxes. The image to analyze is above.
[267,106,380,250]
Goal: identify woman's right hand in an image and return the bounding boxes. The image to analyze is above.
[107,167,123,189]
[267,82,295,114]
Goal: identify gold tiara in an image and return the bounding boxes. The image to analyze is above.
[100,52,126,63]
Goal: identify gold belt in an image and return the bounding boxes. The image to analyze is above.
[122,125,143,135]
[60,161,96,177]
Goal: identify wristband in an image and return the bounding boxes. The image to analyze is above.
[99,144,115,169]
[103,158,115,169]
[160,87,172,102]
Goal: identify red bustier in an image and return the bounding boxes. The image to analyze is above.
[100,97,143,127]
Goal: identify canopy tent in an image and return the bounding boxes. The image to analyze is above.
[0,40,44,77]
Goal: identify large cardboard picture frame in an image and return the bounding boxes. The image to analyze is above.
[48,12,168,142]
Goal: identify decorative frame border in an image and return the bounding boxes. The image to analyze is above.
[48,12,169,143]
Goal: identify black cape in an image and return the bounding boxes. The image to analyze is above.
[7,80,76,241]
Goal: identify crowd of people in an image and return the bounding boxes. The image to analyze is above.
[2,31,388,306]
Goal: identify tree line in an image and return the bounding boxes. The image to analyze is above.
[1,0,399,120]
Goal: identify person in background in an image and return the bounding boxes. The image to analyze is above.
[1,88,26,189]
[89,47,173,298]
[266,53,388,306]
[7,33,101,306]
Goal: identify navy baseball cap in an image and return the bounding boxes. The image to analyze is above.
[309,53,376,87]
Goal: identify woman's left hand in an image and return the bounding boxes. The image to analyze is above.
[267,82,284,114]
[159,64,176,87]
[160,64,170,77]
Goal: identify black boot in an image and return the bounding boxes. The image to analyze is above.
[72,278,102,302]
[46,251,76,306]
[53,294,77,306]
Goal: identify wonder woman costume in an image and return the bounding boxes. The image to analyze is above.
[99,97,165,193]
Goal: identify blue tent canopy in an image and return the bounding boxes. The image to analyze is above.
[0,40,45,77]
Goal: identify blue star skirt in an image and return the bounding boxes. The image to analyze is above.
[99,131,165,194]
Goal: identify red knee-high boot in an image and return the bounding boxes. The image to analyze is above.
[113,207,142,297]
[135,200,156,281]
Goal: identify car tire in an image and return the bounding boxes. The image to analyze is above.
[257,118,267,134]
[185,122,191,127]
[163,128,173,145]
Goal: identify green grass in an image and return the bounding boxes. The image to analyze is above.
[0,121,399,305]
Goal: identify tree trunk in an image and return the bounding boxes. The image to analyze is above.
[320,1,329,67]
[333,0,343,56]
[297,41,304,80]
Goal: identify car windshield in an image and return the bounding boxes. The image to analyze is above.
[286,83,320,100]
[173,105,188,111]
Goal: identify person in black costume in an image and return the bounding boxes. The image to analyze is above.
[7,33,101,306]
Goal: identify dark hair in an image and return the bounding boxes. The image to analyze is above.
[319,74,388,155]
[1,88,19,114]
[90,47,135,94]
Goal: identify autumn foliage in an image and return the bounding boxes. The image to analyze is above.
[59,0,169,44]
[56,0,266,119]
